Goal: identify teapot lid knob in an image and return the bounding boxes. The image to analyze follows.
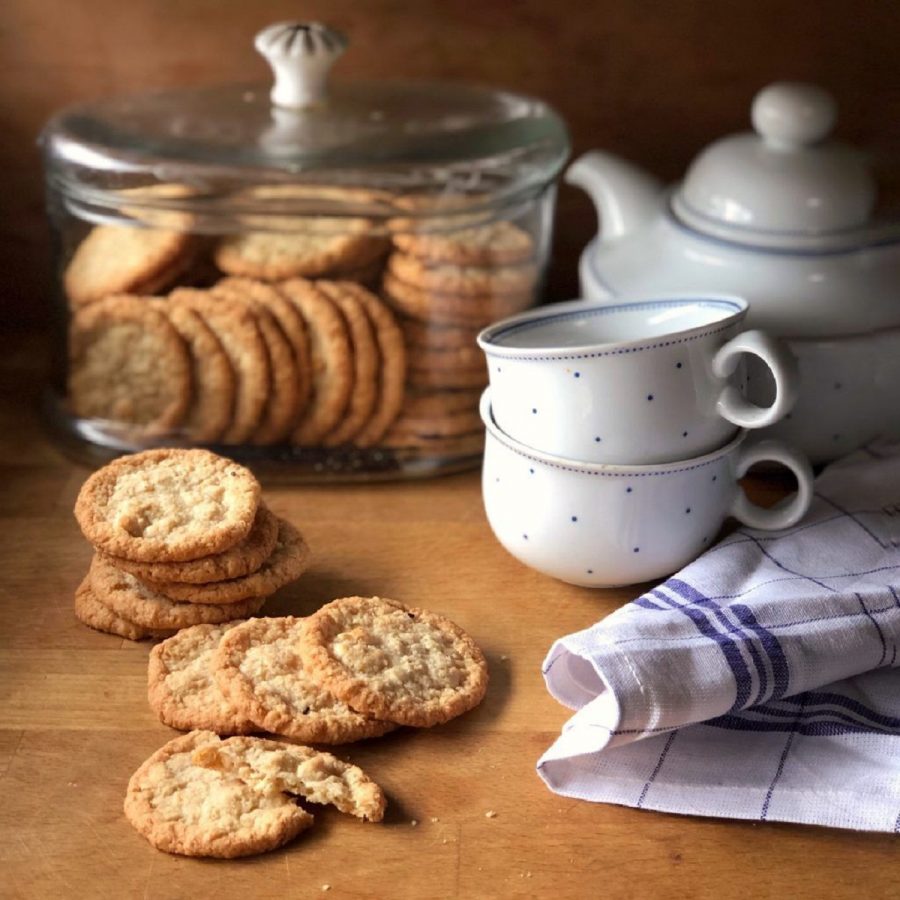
[751,82,837,149]
[255,21,348,109]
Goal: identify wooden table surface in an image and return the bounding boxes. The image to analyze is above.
[1,337,898,900]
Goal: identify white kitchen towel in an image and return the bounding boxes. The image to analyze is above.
[537,441,900,832]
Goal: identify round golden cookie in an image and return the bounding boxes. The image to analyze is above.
[89,555,268,629]
[147,519,311,605]
[279,279,353,445]
[64,223,194,307]
[155,301,235,443]
[214,219,384,281]
[392,220,534,266]
[382,272,532,326]
[316,282,380,447]
[388,253,537,297]
[74,574,175,641]
[148,622,257,734]
[338,282,407,447]
[68,295,192,430]
[169,288,271,444]
[210,283,300,444]
[214,617,396,744]
[123,730,315,858]
[101,503,278,585]
[74,448,261,563]
[298,596,489,728]
[249,305,302,444]
[214,277,313,422]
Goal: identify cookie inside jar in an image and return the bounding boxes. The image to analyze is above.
[41,19,569,479]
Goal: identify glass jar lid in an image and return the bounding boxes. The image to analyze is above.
[670,82,881,250]
[41,21,569,229]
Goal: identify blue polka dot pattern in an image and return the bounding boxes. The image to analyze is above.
[571,516,578,522]
[574,372,581,378]
[647,394,654,401]
[633,547,640,553]
[626,486,633,493]
[594,436,602,443]
[676,362,683,369]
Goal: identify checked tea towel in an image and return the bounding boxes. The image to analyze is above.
[537,442,900,832]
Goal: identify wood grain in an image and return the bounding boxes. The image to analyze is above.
[2,338,900,898]
[3,0,900,330]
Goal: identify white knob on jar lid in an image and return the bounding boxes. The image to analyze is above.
[751,82,837,149]
[255,21,348,109]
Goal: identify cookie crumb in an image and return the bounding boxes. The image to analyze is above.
[321,886,331,893]
[500,654,509,661]
[485,810,497,818]
[410,819,418,827]
[430,816,439,823]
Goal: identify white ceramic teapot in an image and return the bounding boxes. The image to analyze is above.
[569,82,900,463]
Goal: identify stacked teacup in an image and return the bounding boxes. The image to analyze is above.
[476,295,814,587]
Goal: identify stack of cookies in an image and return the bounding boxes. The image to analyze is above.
[379,220,538,457]
[146,597,489,741]
[73,449,310,640]
[67,276,407,449]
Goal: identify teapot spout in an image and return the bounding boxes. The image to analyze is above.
[566,151,664,241]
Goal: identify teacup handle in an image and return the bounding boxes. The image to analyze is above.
[730,438,814,530]
[712,330,799,429]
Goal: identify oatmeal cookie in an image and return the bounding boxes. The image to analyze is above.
[68,295,191,431]
[299,596,488,727]
[74,448,260,562]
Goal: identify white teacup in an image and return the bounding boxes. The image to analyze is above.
[477,295,798,465]
[480,389,813,588]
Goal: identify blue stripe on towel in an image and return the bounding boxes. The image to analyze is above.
[658,581,754,710]
[730,603,791,701]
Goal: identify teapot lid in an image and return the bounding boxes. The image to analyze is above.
[671,82,880,250]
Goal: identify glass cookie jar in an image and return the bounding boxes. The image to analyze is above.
[40,21,569,479]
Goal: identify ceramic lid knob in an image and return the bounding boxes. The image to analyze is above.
[255,21,348,109]
[751,82,837,149]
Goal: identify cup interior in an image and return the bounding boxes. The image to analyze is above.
[483,297,745,351]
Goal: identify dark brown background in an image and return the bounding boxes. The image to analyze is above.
[4,0,900,330]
